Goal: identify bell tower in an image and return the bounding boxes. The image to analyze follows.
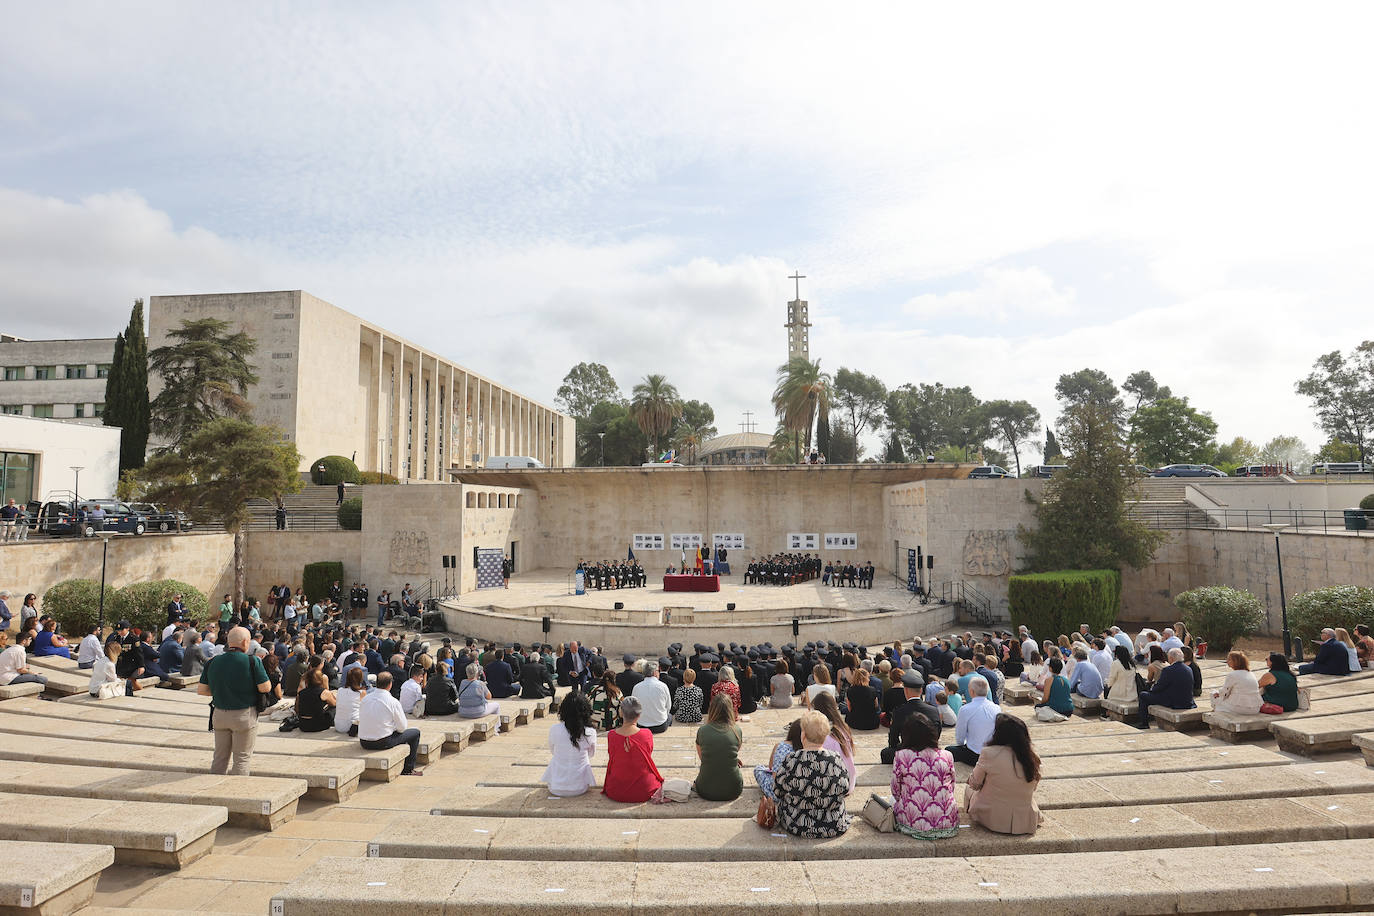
[785,271,811,362]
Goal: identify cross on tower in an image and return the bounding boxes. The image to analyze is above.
[739,411,757,434]
[788,271,806,301]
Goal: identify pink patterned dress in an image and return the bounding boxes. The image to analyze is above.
[890,747,959,839]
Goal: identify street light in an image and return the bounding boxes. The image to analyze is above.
[70,466,83,505]
[597,432,606,467]
[1262,523,1292,657]
[97,531,114,637]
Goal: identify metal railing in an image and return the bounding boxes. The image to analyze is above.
[1140,506,1374,535]
[940,580,995,625]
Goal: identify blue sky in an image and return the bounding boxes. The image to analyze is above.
[3,1,1373,463]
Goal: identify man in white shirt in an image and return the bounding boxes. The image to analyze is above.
[946,677,998,765]
[1160,628,1184,652]
[1109,627,1133,656]
[357,671,423,775]
[1019,626,1037,663]
[76,626,103,669]
[631,660,672,733]
[1090,638,1114,684]
[399,665,426,716]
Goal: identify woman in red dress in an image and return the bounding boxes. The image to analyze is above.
[602,695,664,802]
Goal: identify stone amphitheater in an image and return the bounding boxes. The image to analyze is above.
[4,630,1374,916]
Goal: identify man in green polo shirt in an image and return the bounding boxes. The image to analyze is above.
[197,626,270,776]
[218,595,234,627]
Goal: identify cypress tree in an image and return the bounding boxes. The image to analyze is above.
[103,300,150,471]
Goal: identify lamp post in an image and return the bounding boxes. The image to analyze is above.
[1262,523,1292,657]
[597,432,605,467]
[97,531,114,637]
[70,466,83,505]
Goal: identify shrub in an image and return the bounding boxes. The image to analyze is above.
[1360,493,1374,511]
[1007,569,1121,639]
[1288,585,1374,644]
[310,456,361,486]
[338,497,363,530]
[358,470,400,485]
[302,561,344,604]
[1174,585,1265,653]
[42,579,106,635]
[110,579,209,633]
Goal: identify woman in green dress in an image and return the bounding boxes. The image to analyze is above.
[1034,657,1074,721]
[1257,652,1300,712]
[694,692,744,801]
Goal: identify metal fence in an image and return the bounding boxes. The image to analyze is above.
[1141,507,1374,536]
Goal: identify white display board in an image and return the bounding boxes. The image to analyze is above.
[787,532,819,550]
[670,533,704,549]
[712,533,746,550]
[632,533,665,551]
[825,533,858,550]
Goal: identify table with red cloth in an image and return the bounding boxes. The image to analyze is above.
[663,574,721,593]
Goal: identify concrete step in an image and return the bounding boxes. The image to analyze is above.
[1206,691,1374,741]
[0,841,113,915]
[1273,712,1374,756]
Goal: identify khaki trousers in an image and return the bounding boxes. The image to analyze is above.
[211,706,259,776]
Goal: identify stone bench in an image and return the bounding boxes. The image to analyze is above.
[1272,712,1374,756]
[25,662,161,697]
[0,790,225,869]
[1147,704,1206,731]
[162,673,200,689]
[1070,694,1103,716]
[1354,732,1374,767]
[1205,692,1374,741]
[270,838,1374,914]
[0,841,113,916]
[0,708,409,783]
[0,759,306,831]
[0,732,363,803]
[0,682,45,701]
[1003,682,1037,704]
[1102,696,1135,722]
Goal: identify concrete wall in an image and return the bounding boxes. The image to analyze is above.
[242,530,363,603]
[1192,479,1374,512]
[2,533,234,608]
[0,414,121,502]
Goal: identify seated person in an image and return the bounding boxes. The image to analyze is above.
[1067,645,1103,699]
[630,661,672,734]
[965,713,1042,835]
[295,669,337,732]
[541,692,597,798]
[945,676,998,765]
[753,718,801,805]
[881,670,941,764]
[774,710,852,838]
[601,696,664,803]
[1298,629,1350,676]
[357,671,423,776]
[709,665,742,717]
[890,709,959,839]
[484,649,520,698]
[1182,646,1204,697]
[588,670,623,732]
[31,620,72,658]
[457,663,501,718]
[399,665,426,716]
[519,649,556,699]
[88,639,123,697]
[1210,650,1262,715]
[1135,648,1195,729]
[76,625,103,670]
[843,667,881,731]
[769,659,795,709]
[1258,652,1300,712]
[0,630,48,689]
[1034,657,1074,721]
[673,667,705,724]
[694,693,744,801]
[1106,645,1139,706]
[425,660,462,717]
[811,692,857,787]
[804,663,838,708]
[335,667,368,736]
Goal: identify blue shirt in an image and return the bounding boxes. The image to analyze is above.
[954,695,1001,753]
[1068,658,1103,698]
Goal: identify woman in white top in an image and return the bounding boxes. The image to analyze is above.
[541,691,597,797]
[88,641,123,698]
[333,666,367,736]
[1336,628,1362,673]
[1210,650,1262,716]
[1020,652,1047,689]
[1105,644,1139,705]
[805,663,838,708]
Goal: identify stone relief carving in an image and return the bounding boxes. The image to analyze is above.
[963,530,1011,577]
[389,530,432,574]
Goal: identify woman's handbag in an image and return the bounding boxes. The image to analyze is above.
[652,777,693,804]
[1259,702,1284,715]
[862,793,895,832]
[755,796,777,828]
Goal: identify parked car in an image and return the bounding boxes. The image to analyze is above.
[967,466,1011,479]
[37,500,146,537]
[1025,464,1067,478]
[1309,462,1372,475]
[128,502,193,532]
[1152,464,1225,478]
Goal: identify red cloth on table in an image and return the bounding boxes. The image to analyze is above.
[663,575,720,593]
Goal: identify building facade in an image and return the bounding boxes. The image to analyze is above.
[0,335,116,424]
[692,431,772,466]
[0,413,121,504]
[148,291,574,480]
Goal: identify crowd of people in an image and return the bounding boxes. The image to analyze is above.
[576,560,647,589]
[743,553,821,585]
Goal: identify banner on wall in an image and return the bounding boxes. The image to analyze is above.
[712,533,746,550]
[575,570,586,595]
[907,549,918,593]
[475,548,505,589]
[670,533,704,550]
[787,532,819,550]
[632,533,665,551]
[825,533,858,550]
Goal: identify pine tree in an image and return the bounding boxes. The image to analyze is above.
[103,300,150,471]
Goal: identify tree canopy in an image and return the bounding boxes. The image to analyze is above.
[772,357,831,455]
[832,367,887,460]
[555,362,622,418]
[103,300,150,471]
[983,399,1041,477]
[1055,368,1125,420]
[1129,395,1218,467]
[1296,342,1374,460]
[629,374,683,457]
[148,317,258,444]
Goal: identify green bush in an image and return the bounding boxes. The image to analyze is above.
[358,470,400,485]
[1360,493,1374,511]
[302,561,344,604]
[1288,585,1374,644]
[1007,569,1121,639]
[338,497,363,530]
[110,579,209,633]
[1174,585,1265,653]
[42,579,106,635]
[310,456,361,486]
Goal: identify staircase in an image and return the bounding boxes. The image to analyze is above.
[245,485,351,531]
[1127,478,1214,529]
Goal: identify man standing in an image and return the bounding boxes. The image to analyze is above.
[166,594,186,627]
[198,627,270,776]
[336,481,346,506]
[631,660,672,733]
[357,671,423,776]
[274,496,287,531]
[0,498,19,542]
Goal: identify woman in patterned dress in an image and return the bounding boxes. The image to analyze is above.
[890,709,959,840]
[673,668,705,724]
[587,670,623,732]
[774,711,852,838]
[709,665,742,716]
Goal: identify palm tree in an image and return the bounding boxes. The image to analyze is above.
[629,374,683,458]
[675,422,714,465]
[772,357,831,456]
[768,422,800,464]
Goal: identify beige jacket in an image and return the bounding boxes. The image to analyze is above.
[964,745,1041,835]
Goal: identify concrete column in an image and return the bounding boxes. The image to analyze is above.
[392,340,406,480]
[459,370,469,468]
[427,356,439,480]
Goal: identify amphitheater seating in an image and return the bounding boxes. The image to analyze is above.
[0,682,44,700]
[1272,712,1374,756]
[0,841,113,916]
[1069,693,1102,716]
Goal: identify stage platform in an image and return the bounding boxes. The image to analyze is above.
[439,568,961,655]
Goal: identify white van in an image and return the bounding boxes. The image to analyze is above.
[1310,461,1372,475]
[484,456,545,469]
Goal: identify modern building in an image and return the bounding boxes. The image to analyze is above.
[147,291,574,480]
[692,431,772,466]
[0,334,116,424]
[0,413,121,504]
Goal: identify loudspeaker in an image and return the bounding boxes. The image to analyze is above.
[614,602,624,610]
[927,556,934,569]
[542,615,551,634]
[473,547,479,569]
[442,555,451,569]
[726,602,736,611]
[792,617,800,637]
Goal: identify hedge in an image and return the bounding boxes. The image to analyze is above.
[310,455,361,487]
[1174,585,1265,653]
[1007,569,1121,640]
[109,579,209,634]
[1288,585,1374,644]
[42,579,107,635]
[338,497,362,530]
[302,561,344,605]
[1360,493,1374,511]
[358,470,400,485]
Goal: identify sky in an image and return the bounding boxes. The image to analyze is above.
[3,1,1373,465]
